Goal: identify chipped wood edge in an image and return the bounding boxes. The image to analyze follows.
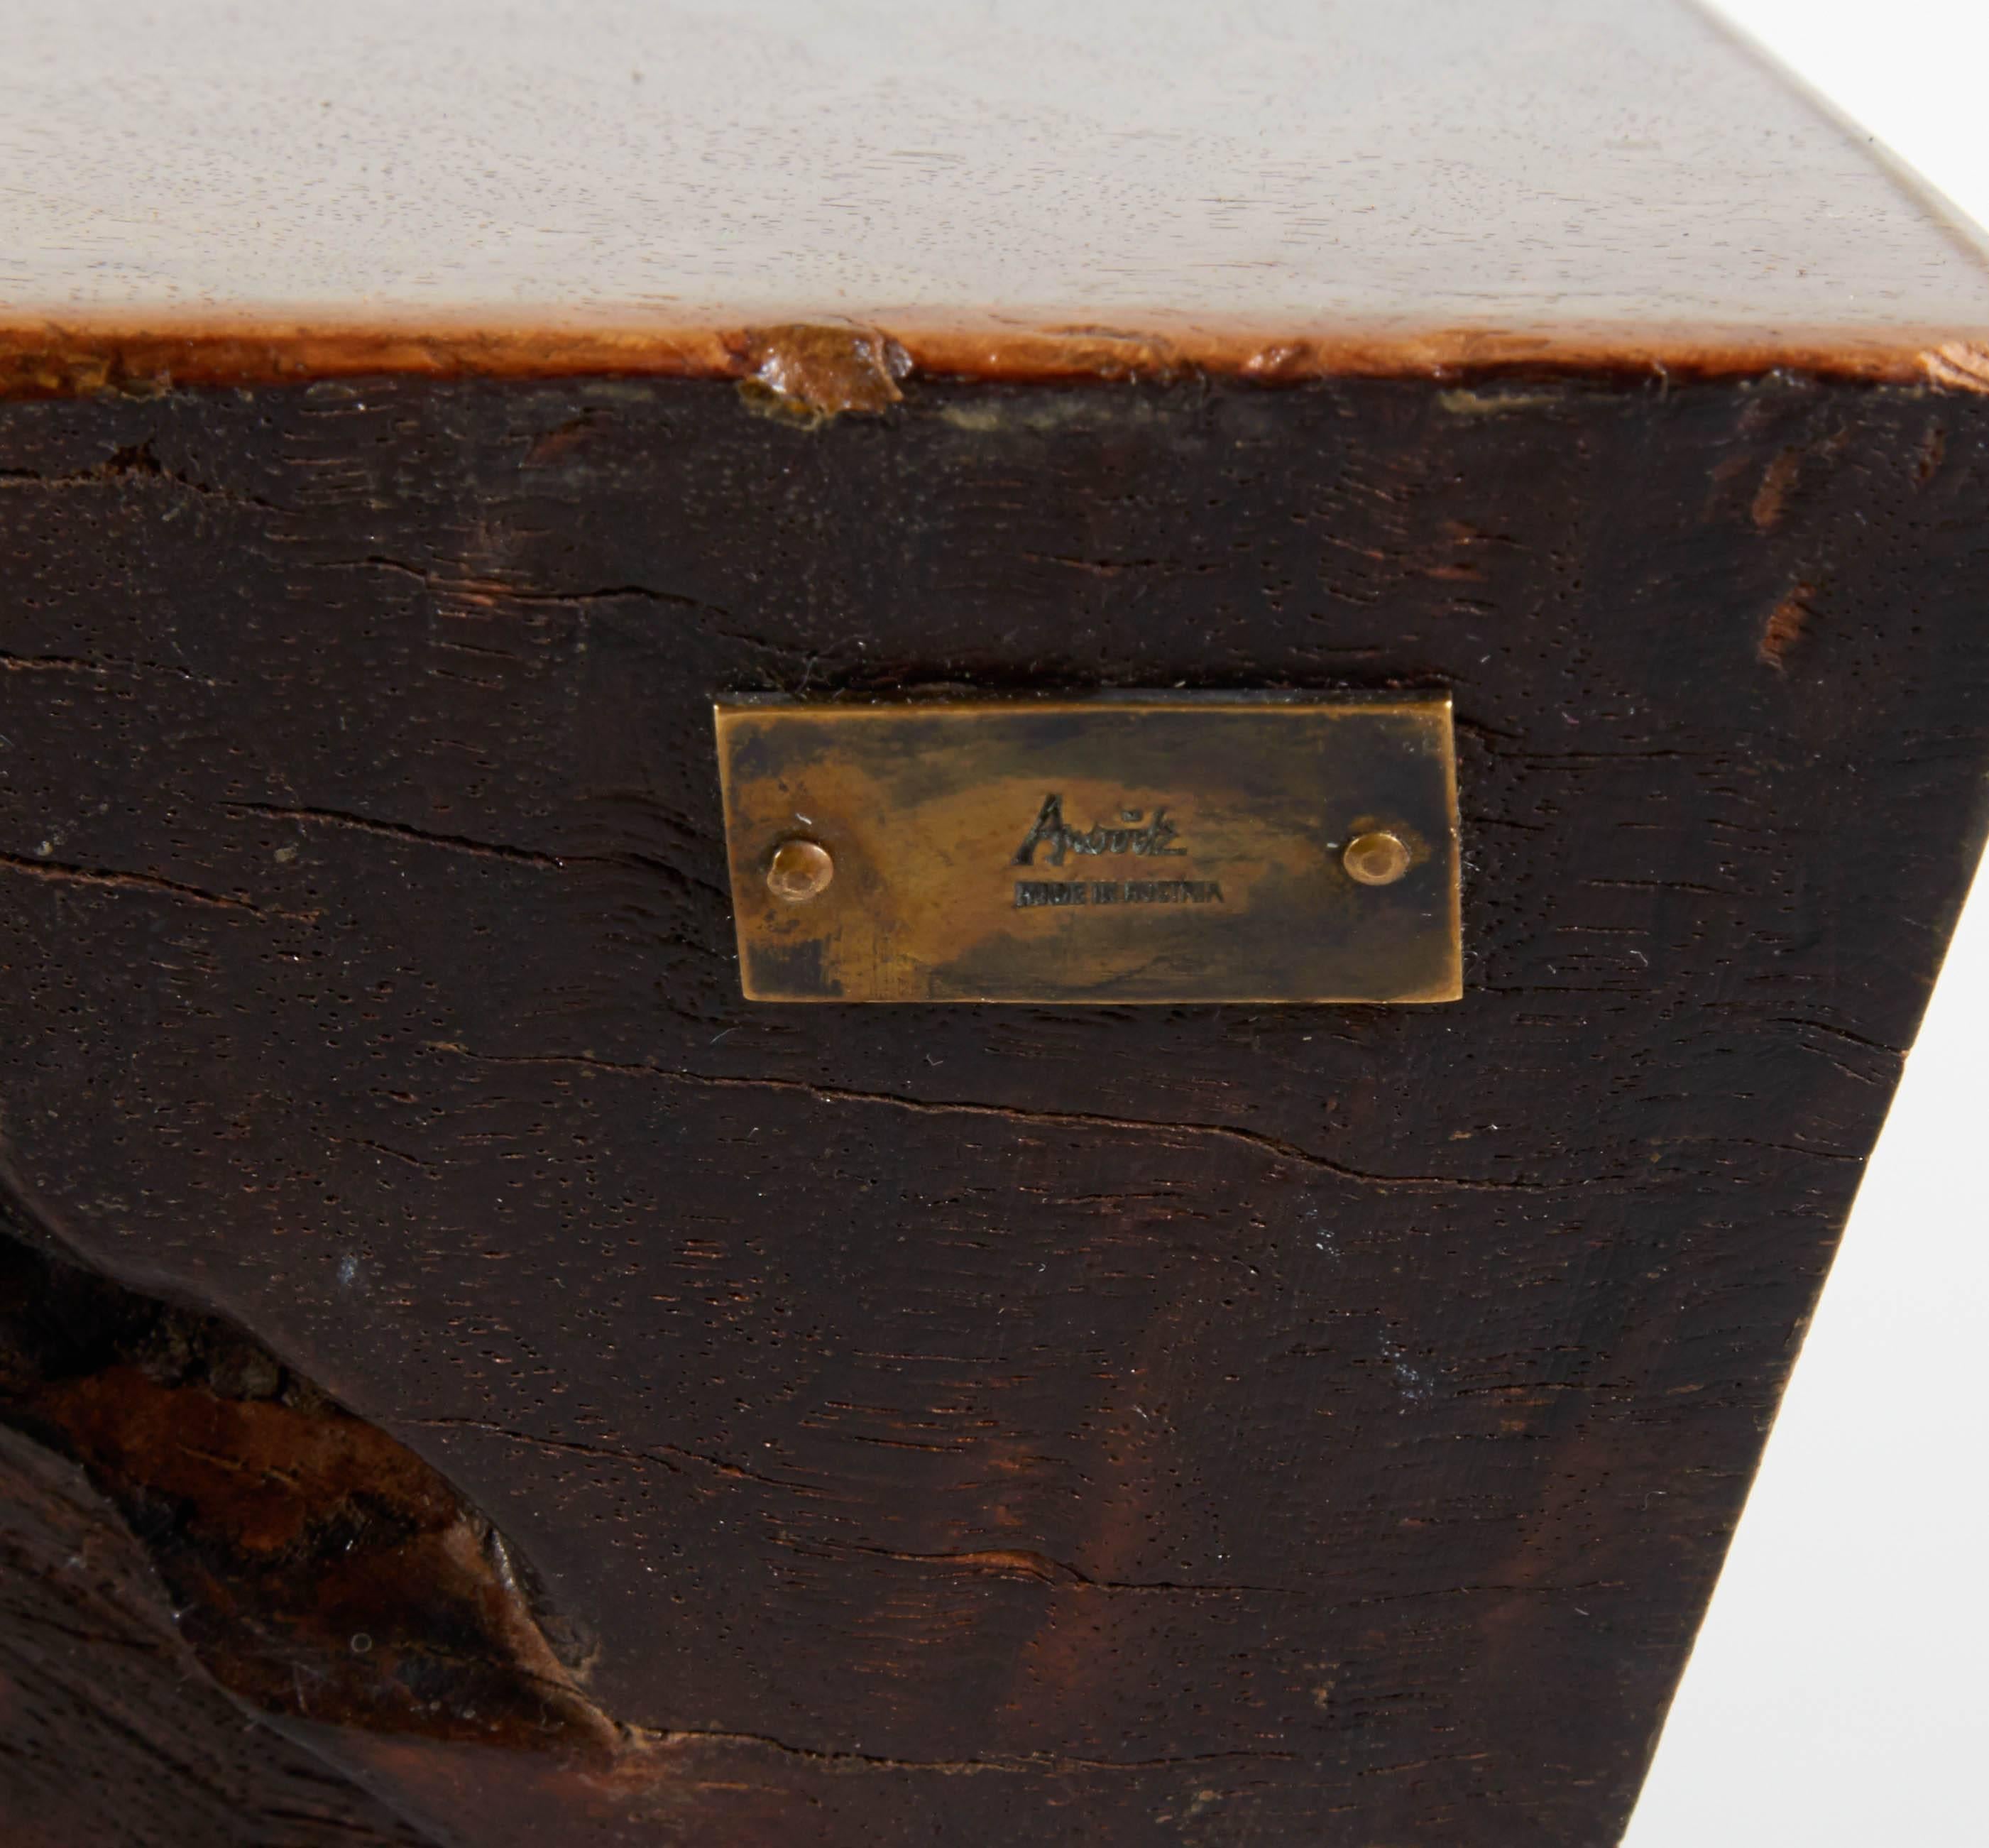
[1923,340,1989,393]
[5,311,1989,402]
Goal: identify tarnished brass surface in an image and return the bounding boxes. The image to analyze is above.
[1344,829,1412,887]
[715,695,1460,1004]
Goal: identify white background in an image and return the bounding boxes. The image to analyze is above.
[1625,9,1989,1842]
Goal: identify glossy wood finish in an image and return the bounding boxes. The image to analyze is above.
[1,0,1987,388]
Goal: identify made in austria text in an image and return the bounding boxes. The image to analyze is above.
[1015,878,1224,908]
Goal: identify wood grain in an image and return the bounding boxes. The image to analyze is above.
[3,365,1986,1842]
[2,0,1988,388]
[0,1223,615,1759]
[6,3,1989,1838]
[0,1421,439,1847]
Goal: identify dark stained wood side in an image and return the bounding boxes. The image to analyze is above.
[0,1219,617,1761]
[0,1421,438,1848]
[2,366,1988,1844]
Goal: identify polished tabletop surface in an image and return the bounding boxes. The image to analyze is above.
[4,0,1987,382]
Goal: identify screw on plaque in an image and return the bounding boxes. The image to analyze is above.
[767,837,835,902]
[1342,831,1410,887]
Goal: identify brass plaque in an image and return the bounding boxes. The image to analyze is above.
[715,694,1460,1005]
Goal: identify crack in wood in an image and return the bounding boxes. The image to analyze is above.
[390,1414,819,1496]
[791,1536,1290,1597]
[424,1040,1609,1194]
[322,554,736,621]
[637,1727,1296,1776]
[0,848,312,921]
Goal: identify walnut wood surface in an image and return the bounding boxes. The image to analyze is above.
[3,367,1987,1843]
[3,0,1988,386]
[7,3,1989,1839]
[0,1421,436,1848]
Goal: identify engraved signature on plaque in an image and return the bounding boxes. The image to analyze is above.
[1010,792,1222,909]
[1012,794,1186,865]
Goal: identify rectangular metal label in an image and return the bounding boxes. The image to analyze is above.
[715,695,1459,1004]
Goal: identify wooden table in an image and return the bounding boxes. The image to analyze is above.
[3,3,1987,1842]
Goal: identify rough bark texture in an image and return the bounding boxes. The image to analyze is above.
[1,368,1986,1845]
